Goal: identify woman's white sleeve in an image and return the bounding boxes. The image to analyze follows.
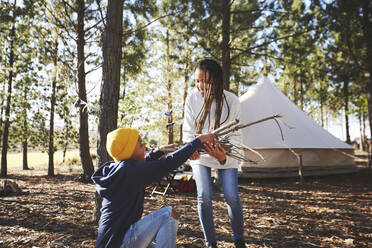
[231,99,243,144]
[183,97,196,143]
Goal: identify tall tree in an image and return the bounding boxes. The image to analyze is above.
[221,0,231,89]
[318,0,372,143]
[95,0,124,222]
[97,0,124,168]
[46,0,102,178]
[76,0,95,179]
[166,0,198,143]
[48,32,58,176]
[189,0,263,92]
[1,0,17,178]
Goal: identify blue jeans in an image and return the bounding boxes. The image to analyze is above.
[192,165,244,245]
[121,206,178,248]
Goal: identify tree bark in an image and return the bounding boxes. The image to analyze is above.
[362,2,372,162]
[300,73,304,110]
[320,98,324,127]
[48,34,58,177]
[221,0,231,90]
[343,81,351,144]
[359,109,364,151]
[95,0,124,222]
[77,0,94,179]
[0,96,4,148]
[1,8,16,178]
[22,141,28,170]
[166,30,174,144]
[179,44,190,145]
[22,87,29,170]
[362,111,367,151]
[97,0,123,167]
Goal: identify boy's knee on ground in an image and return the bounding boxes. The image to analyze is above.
[171,207,179,219]
[161,206,178,219]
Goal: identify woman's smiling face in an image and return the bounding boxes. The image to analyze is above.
[195,68,210,98]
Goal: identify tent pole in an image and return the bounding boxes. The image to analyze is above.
[289,148,304,184]
[298,154,304,184]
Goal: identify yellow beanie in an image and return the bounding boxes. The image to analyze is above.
[106,128,139,162]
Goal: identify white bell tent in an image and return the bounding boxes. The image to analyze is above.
[238,77,356,178]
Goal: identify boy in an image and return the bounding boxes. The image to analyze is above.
[92,128,217,248]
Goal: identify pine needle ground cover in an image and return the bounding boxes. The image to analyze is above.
[0,156,371,248]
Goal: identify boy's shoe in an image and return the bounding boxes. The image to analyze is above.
[234,239,246,248]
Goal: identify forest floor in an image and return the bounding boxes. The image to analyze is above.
[0,151,371,248]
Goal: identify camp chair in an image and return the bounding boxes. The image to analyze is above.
[151,170,179,196]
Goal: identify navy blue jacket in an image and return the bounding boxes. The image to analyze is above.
[91,138,203,248]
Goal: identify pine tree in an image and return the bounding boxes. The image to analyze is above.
[0,0,38,177]
[45,0,103,178]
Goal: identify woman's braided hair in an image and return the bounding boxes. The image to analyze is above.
[194,59,230,133]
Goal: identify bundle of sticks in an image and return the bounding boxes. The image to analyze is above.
[210,114,283,163]
[162,114,284,163]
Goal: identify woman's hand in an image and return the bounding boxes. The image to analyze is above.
[202,143,226,162]
[189,150,200,160]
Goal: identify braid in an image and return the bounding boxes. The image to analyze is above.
[194,59,230,133]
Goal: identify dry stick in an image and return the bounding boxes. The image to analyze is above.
[273,118,284,141]
[217,114,283,136]
[212,119,239,136]
[235,142,265,161]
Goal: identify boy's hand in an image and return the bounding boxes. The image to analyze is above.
[159,144,177,154]
[197,132,218,145]
[202,143,226,162]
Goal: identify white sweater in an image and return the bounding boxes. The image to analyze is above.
[183,88,242,169]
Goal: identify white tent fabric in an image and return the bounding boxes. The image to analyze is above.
[238,77,356,178]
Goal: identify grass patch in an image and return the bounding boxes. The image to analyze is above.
[1,149,96,169]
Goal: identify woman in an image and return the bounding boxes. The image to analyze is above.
[183,59,246,248]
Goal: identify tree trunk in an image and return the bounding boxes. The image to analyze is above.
[63,144,67,164]
[0,95,4,148]
[300,75,304,110]
[358,109,364,151]
[343,81,351,144]
[63,113,70,164]
[293,79,299,108]
[221,0,231,91]
[166,30,174,144]
[320,98,324,127]
[362,111,367,151]
[362,2,372,166]
[22,87,29,170]
[22,141,28,170]
[77,0,94,179]
[179,45,190,145]
[95,0,124,222]
[1,16,16,178]
[48,34,58,177]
